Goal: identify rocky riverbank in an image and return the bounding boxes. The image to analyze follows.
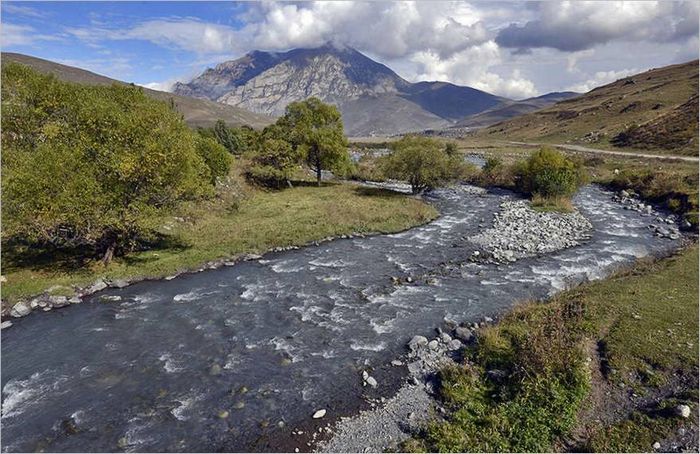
[316,319,485,452]
[470,199,593,262]
[1,233,377,326]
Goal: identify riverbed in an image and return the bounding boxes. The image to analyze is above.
[0,184,682,452]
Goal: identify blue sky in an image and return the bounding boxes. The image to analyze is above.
[2,1,698,99]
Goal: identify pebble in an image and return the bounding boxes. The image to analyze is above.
[365,376,378,388]
[390,360,404,367]
[217,410,229,419]
[1,321,13,330]
[653,441,661,450]
[312,409,326,419]
[675,404,691,418]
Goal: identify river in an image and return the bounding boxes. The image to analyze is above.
[0,184,681,452]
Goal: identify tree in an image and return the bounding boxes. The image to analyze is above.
[246,124,302,188]
[2,63,215,264]
[381,136,468,194]
[278,97,350,185]
[213,119,242,154]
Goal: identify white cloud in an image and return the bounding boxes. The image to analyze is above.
[1,4,47,19]
[67,18,240,54]
[497,1,699,51]
[1,23,61,46]
[407,41,537,99]
[140,80,176,92]
[568,68,638,93]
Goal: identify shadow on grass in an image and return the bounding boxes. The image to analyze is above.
[352,186,410,198]
[2,232,190,273]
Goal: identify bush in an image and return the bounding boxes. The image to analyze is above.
[382,135,471,194]
[195,136,233,184]
[245,137,300,189]
[2,63,215,263]
[516,147,587,198]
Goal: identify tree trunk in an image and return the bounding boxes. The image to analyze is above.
[316,162,322,186]
[101,240,117,266]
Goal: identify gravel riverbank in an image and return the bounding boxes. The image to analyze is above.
[470,199,593,262]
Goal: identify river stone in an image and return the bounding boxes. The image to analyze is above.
[233,401,245,410]
[312,409,326,419]
[447,339,463,351]
[453,326,473,343]
[439,332,452,344]
[408,335,428,351]
[362,370,369,381]
[110,279,130,288]
[391,360,404,367]
[69,296,82,304]
[209,364,222,376]
[675,404,691,418]
[365,376,378,388]
[427,340,439,350]
[218,410,229,419]
[1,321,13,329]
[10,302,31,318]
[86,279,108,294]
[49,295,69,307]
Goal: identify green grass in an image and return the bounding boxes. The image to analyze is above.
[530,194,575,213]
[412,246,698,452]
[1,180,437,305]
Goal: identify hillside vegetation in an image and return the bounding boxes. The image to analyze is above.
[2,52,273,129]
[408,246,698,452]
[0,65,437,306]
[479,60,699,155]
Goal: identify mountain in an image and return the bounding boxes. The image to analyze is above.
[2,53,273,129]
[478,60,699,155]
[454,92,580,129]
[173,44,507,136]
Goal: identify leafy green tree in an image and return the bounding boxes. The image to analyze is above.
[213,119,242,154]
[515,147,587,198]
[2,63,215,264]
[381,135,467,194]
[245,124,301,188]
[278,97,350,185]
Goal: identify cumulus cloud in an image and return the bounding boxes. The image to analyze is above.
[568,68,638,93]
[496,1,699,51]
[408,41,537,99]
[244,1,489,59]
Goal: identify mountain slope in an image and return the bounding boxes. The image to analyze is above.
[174,44,506,136]
[454,92,580,129]
[2,52,273,129]
[478,60,699,155]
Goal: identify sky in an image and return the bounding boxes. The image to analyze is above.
[2,1,698,100]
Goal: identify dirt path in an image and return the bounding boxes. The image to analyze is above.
[509,141,700,162]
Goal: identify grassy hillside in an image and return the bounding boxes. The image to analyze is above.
[2,52,273,129]
[478,60,699,155]
[455,92,579,129]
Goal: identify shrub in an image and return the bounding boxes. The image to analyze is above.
[516,147,587,198]
[382,135,471,194]
[2,63,215,263]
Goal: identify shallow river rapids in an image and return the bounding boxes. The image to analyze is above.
[1,184,682,452]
